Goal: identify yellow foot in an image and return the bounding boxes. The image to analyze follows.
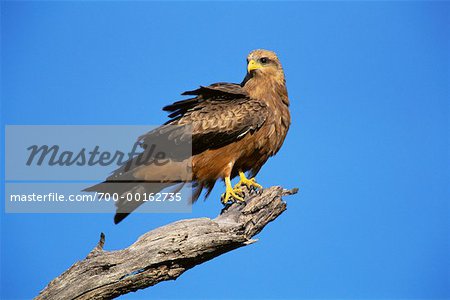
[234,171,262,191]
[221,186,244,204]
[221,176,244,204]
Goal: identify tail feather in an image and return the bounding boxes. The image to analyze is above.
[84,181,174,224]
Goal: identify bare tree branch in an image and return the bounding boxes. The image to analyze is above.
[35,186,298,300]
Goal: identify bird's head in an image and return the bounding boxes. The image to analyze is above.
[243,49,285,85]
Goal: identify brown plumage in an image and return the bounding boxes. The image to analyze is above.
[85,49,291,224]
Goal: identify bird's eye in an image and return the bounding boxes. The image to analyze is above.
[260,57,268,64]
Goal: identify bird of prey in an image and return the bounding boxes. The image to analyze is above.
[85,49,291,224]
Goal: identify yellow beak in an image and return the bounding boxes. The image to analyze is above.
[247,59,263,73]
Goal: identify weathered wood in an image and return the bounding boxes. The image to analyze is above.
[35,186,298,300]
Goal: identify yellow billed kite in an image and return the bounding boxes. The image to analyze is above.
[85,49,291,224]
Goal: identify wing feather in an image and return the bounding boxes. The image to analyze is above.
[108,82,268,179]
[175,99,267,154]
[159,82,268,155]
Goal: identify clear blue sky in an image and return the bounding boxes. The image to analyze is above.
[1,1,449,299]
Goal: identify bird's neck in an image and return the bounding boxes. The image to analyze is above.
[243,74,289,107]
